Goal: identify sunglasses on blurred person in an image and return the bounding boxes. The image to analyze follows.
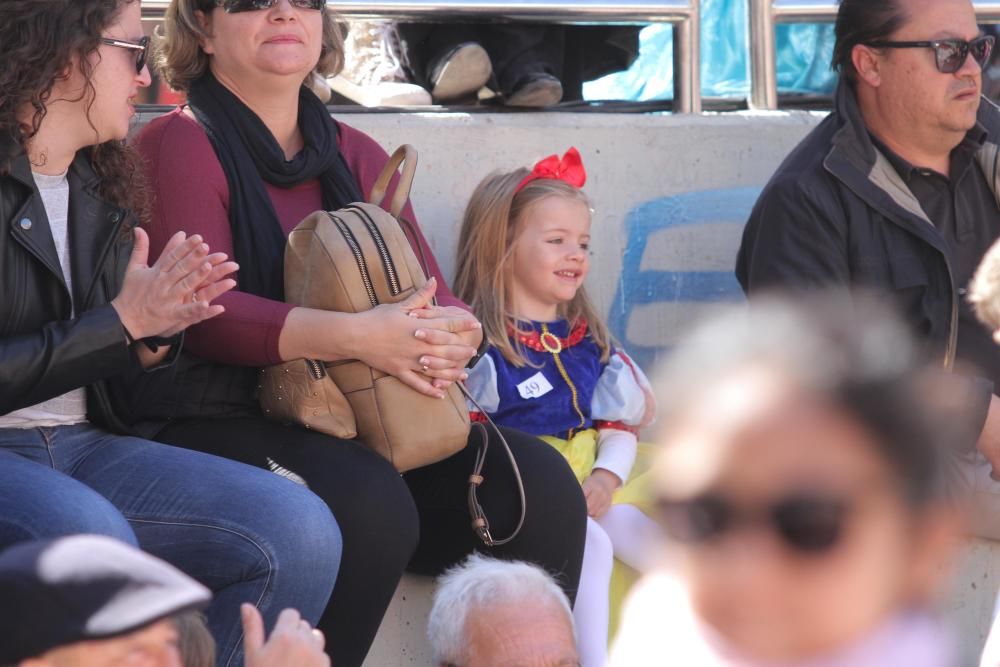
[212,0,326,12]
[865,35,995,74]
[658,491,857,555]
[100,36,150,75]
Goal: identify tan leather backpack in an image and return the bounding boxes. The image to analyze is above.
[259,145,468,472]
[258,145,524,546]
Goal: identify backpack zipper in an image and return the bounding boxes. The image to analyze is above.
[347,205,401,297]
[327,211,379,308]
[305,358,326,380]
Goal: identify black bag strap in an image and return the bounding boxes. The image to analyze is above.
[461,386,527,546]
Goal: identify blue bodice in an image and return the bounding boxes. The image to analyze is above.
[486,319,604,439]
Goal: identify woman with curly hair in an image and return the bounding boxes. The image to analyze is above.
[0,1,342,664]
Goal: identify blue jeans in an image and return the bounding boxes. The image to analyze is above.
[0,423,341,666]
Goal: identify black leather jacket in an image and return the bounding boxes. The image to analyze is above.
[0,151,154,433]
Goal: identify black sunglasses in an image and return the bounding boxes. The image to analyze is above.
[658,492,850,554]
[866,35,995,74]
[100,36,150,75]
[215,0,325,12]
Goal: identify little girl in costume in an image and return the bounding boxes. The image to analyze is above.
[454,148,661,667]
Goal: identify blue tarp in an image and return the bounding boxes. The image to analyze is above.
[583,0,837,101]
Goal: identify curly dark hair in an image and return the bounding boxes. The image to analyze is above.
[0,0,147,220]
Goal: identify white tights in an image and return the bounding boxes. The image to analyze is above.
[573,504,662,667]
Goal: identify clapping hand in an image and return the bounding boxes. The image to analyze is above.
[111,229,238,340]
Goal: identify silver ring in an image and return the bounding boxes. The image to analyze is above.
[421,364,429,373]
[191,292,199,303]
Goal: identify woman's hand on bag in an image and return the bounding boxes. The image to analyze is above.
[348,278,478,398]
[111,229,238,340]
[407,302,483,389]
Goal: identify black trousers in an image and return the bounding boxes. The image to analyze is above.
[155,417,587,667]
[397,23,640,100]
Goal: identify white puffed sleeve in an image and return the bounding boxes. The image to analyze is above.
[464,354,500,415]
[593,429,638,484]
[590,351,656,427]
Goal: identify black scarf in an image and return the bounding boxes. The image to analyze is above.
[187,71,363,300]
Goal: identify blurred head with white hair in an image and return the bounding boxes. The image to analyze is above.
[428,554,578,667]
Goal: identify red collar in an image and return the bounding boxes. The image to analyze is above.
[509,320,588,353]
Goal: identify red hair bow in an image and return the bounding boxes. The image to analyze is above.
[514,147,587,194]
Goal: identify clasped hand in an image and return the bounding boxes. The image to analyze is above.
[350,277,482,398]
[111,229,238,341]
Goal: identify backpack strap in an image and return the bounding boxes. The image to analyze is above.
[462,386,527,547]
[372,145,527,546]
[369,144,417,217]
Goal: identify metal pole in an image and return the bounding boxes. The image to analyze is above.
[141,0,704,112]
[747,0,777,110]
[673,3,701,113]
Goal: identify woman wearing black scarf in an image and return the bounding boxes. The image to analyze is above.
[130,1,587,665]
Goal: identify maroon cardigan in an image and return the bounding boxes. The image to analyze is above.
[136,108,464,367]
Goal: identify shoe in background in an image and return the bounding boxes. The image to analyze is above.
[505,72,564,107]
[427,42,493,103]
[330,21,432,107]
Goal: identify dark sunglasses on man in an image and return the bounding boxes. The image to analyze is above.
[658,491,852,555]
[99,36,150,75]
[865,35,995,74]
[213,0,326,12]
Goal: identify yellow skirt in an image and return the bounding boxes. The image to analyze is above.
[539,429,657,640]
[539,429,656,514]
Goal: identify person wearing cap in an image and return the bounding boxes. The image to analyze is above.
[0,535,330,667]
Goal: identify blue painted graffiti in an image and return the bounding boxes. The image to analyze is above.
[609,187,761,370]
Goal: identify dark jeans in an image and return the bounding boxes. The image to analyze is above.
[0,423,341,667]
[155,416,588,667]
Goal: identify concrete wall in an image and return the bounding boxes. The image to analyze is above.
[337,110,823,373]
[134,107,825,373]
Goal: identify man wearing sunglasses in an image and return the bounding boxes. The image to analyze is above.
[736,0,1000,538]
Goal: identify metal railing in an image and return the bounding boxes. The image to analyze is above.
[141,0,701,112]
[748,0,1000,110]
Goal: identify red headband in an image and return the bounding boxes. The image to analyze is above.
[514,147,587,195]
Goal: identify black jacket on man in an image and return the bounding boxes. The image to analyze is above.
[0,151,167,433]
[736,79,1000,448]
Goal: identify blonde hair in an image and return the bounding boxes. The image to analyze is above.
[970,237,1000,331]
[454,167,611,367]
[154,0,345,92]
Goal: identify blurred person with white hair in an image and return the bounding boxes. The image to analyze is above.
[428,554,580,667]
[610,293,967,667]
